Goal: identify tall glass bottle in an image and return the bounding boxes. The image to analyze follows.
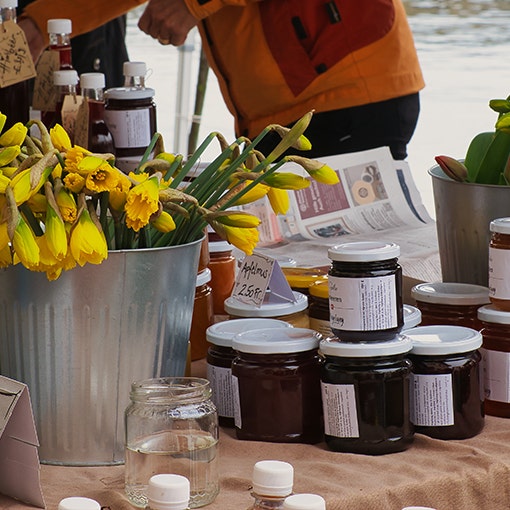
[0,0,30,128]
[123,61,147,88]
[47,18,73,70]
[42,69,78,129]
[80,72,115,153]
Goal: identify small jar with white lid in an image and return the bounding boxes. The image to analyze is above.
[224,291,309,328]
[327,241,403,341]
[206,318,292,427]
[477,304,510,417]
[249,460,294,510]
[320,335,413,455]
[489,217,510,311]
[283,494,326,510]
[411,282,489,329]
[58,497,100,510]
[406,325,484,440]
[403,304,421,330]
[147,474,190,510]
[232,327,323,443]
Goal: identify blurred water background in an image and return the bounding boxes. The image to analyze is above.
[125,0,510,217]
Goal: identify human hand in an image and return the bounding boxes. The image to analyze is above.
[18,16,46,64]
[138,0,198,46]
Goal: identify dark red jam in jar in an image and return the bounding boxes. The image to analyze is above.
[327,241,403,342]
[206,318,291,428]
[406,325,484,440]
[477,304,510,418]
[411,282,489,329]
[489,217,510,312]
[320,335,413,455]
[231,327,323,444]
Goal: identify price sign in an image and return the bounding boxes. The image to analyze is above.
[232,251,296,307]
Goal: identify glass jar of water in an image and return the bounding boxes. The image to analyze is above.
[125,377,219,508]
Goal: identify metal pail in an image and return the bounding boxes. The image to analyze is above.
[0,239,202,465]
[429,165,510,286]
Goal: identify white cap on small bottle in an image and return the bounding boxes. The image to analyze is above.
[47,18,72,34]
[58,497,101,510]
[147,474,190,510]
[0,0,17,9]
[252,460,294,497]
[283,494,326,510]
[53,69,78,86]
[123,61,147,77]
[80,72,105,90]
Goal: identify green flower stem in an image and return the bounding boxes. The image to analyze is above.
[134,133,163,173]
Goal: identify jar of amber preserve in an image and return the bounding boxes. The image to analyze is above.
[406,325,484,440]
[477,304,510,417]
[411,282,489,329]
[207,240,236,315]
[224,291,309,328]
[206,318,291,427]
[489,217,510,311]
[231,327,323,444]
[328,241,403,342]
[320,335,413,455]
[282,267,328,298]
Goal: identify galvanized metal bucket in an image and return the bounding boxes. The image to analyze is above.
[0,239,202,465]
[429,165,510,286]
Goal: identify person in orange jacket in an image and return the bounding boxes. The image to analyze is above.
[20,0,424,160]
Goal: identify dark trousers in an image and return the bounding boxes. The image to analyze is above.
[255,93,420,161]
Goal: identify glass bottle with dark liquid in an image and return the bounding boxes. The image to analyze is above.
[80,72,114,153]
[0,0,30,128]
[47,69,78,130]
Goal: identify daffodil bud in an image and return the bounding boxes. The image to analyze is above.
[0,122,27,147]
[263,172,310,190]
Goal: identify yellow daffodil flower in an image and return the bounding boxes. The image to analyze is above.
[0,112,7,133]
[285,155,339,185]
[11,215,40,269]
[213,223,259,255]
[78,157,120,193]
[70,206,108,266]
[0,220,8,249]
[50,124,72,151]
[0,122,27,147]
[1,166,18,178]
[209,211,261,228]
[9,153,55,204]
[45,184,68,260]
[125,174,161,232]
[267,187,290,215]
[0,172,9,193]
[64,146,91,174]
[33,235,60,271]
[108,171,132,211]
[0,145,21,166]
[55,183,78,223]
[51,162,63,179]
[231,180,270,206]
[150,211,176,233]
[63,172,86,193]
[0,242,11,267]
[263,172,310,190]
[27,192,47,215]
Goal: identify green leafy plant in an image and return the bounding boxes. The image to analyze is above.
[435,95,510,184]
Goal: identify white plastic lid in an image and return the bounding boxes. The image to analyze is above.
[233,327,320,354]
[123,61,147,77]
[252,460,294,497]
[80,72,105,90]
[224,291,308,317]
[403,304,421,330]
[0,0,17,8]
[105,86,155,100]
[283,494,326,510]
[147,474,190,510]
[53,69,78,86]
[328,241,400,262]
[208,240,232,253]
[47,18,72,34]
[206,318,291,347]
[320,335,412,358]
[411,282,490,305]
[478,304,510,325]
[490,217,510,234]
[58,497,101,510]
[196,268,211,287]
[406,325,482,355]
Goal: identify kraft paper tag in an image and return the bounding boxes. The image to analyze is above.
[232,251,296,307]
[62,94,84,143]
[74,99,89,148]
[32,49,59,111]
[0,376,44,508]
[0,20,36,88]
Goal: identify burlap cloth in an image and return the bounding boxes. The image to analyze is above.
[3,361,510,510]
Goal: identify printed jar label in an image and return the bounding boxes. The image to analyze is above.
[320,382,359,438]
[482,348,510,403]
[328,275,398,331]
[410,373,454,426]
[488,247,510,299]
[206,364,235,418]
[232,375,242,429]
[104,108,152,148]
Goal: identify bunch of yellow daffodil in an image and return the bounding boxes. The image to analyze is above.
[0,111,338,280]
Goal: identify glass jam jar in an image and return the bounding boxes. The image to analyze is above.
[320,335,413,455]
[282,267,328,298]
[411,282,489,329]
[478,304,510,417]
[124,377,219,509]
[489,217,510,311]
[206,318,291,427]
[231,327,323,444]
[405,325,484,440]
[403,304,421,330]
[189,268,214,361]
[224,291,309,327]
[207,240,236,315]
[308,280,331,337]
[327,241,403,342]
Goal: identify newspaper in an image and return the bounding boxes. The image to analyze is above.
[240,147,441,284]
